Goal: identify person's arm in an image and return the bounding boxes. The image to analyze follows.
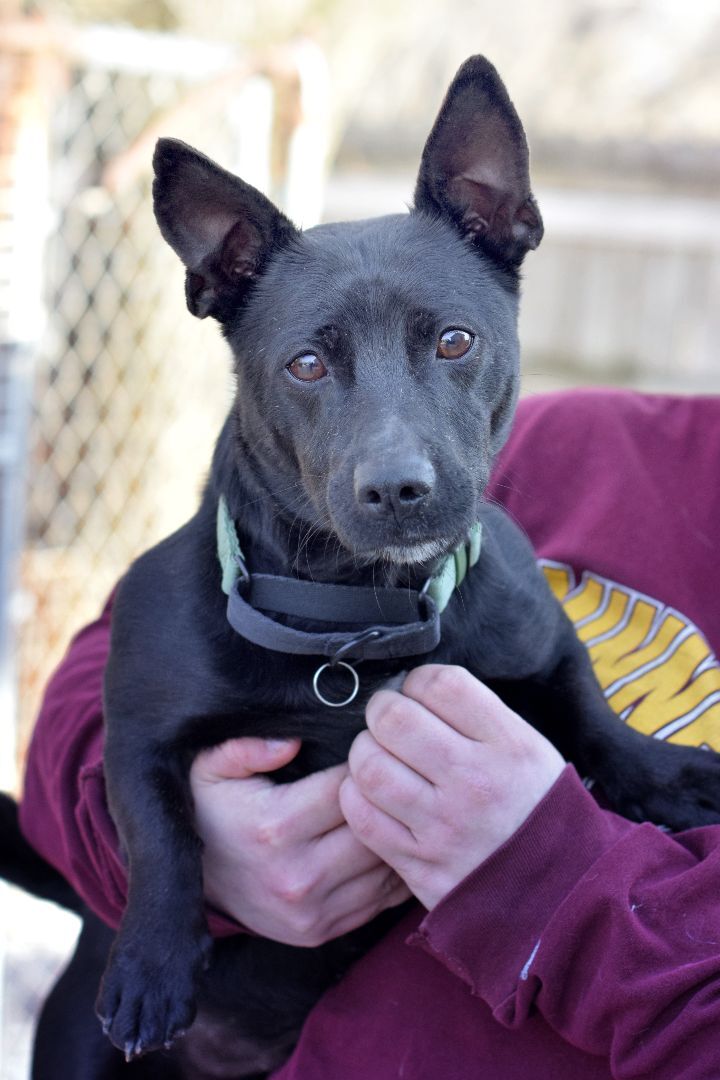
[340,664,720,1079]
[413,768,720,1079]
[19,597,406,940]
[18,596,134,929]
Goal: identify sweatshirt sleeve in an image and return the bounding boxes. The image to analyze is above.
[410,764,720,1080]
[18,596,240,937]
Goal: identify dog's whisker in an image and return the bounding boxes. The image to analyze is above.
[292,511,336,579]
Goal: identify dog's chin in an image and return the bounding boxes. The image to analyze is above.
[376,539,451,566]
[328,513,467,573]
[344,535,457,570]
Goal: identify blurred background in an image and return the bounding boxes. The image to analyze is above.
[1,0,719,1075]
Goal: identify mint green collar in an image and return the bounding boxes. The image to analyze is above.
[216,496,482,614]
[425,521,483,612]
[217,495,247,595]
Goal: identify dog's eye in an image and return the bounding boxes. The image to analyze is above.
[437,328,474,360]
[287,353,328,382]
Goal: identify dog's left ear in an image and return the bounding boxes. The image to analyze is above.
[414,56,543,271]
[152,139,298,320]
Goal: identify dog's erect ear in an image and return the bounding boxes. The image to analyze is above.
[414,56,543,271]
[152,139,298,320]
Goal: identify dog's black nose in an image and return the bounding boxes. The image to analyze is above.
[354,457,435,520]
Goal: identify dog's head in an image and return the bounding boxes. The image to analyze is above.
[153,56,542,573]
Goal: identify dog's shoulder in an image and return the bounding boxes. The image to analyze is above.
[441,501,568,678]
[112,506,221,629]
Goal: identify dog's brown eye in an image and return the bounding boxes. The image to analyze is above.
[287,353,328,382]
[437,328,473,360]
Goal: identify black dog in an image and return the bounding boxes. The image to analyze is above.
[10,55,720,1080]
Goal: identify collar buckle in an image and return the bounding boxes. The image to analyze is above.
[330,628,382,666]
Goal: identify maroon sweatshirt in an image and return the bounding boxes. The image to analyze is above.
[20,390,720,1078]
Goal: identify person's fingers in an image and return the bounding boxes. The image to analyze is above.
[191,737,302,784]
[364,690,468,784]
[311,821,386,881]
[402,664,520,741]
[259,762,352,844]
[339,775,417,858]
[348,729,434,824]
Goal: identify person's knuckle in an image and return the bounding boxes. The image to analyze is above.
[507,733,533,766]
[366,688,395,717]
[426,663,472,701]
[373,694,412,739]
[254,812,288,849]
[461,765,495,804]
[349,801,376,842]
[352,817,373,843]
[355,750,387,793]
[289,906,319,936]
[405,662,470,705]
[279,906,327,946]
[274,869,315,906]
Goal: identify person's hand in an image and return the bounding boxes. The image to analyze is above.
[190,738,410,947]
[339,665,565,911]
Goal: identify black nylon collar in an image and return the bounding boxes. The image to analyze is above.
[226,571,441,662]
[217,495,483,673]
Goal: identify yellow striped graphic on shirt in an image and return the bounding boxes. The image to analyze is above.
[541,561,720,750]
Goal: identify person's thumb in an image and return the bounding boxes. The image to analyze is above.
[191,736,301,784]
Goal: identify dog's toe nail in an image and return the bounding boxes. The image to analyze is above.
[124,1039,144,1062]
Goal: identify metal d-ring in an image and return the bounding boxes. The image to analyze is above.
[312,661,360,708]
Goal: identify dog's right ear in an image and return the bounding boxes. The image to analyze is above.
[152,139,298,320]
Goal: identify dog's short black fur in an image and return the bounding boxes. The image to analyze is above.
[9,56,720,1079]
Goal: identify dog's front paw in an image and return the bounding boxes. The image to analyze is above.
[96,928,211,1058]
[603,741,720,832]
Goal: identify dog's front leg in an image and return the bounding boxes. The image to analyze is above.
[96,736,211,1059]
[483,613,720,831]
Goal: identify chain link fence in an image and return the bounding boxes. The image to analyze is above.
[1,20,329,769]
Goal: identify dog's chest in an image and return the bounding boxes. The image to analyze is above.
[249,670,409,780]
[179,645,411,774]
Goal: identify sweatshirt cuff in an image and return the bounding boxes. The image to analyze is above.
[408,764,634,1007]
